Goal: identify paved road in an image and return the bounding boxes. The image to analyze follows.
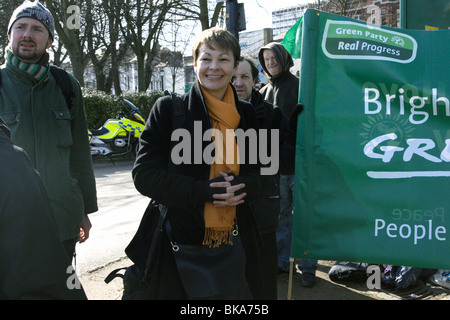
[76,159,148,274]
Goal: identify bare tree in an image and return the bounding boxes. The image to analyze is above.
[50,34,69,67]
[44,0,89,86]
[119,0,165,92]
[319,0,363,17]
[179,0,224,30]
[85,0,128,93]
[160,18,196,92]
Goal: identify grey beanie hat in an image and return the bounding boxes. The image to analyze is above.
[8,1,55,40]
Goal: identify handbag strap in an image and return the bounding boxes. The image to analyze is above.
[104,203,168,285]
[141,204,168,283]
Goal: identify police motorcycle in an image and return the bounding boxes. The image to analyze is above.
[88,99,145,159]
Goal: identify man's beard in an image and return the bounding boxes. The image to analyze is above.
[14,40,46,64]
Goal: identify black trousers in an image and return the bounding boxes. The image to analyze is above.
[259,231,278,300]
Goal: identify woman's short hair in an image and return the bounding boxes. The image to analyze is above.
[193,27,241,67]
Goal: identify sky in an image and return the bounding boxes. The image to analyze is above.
[177,0,314,55]
[242,0,312,32]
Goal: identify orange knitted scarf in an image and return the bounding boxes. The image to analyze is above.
[201,84,240,247]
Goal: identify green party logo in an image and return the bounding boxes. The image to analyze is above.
[322,20,417,63]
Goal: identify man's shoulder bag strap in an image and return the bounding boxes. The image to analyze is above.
[0,66,75,112]
[50,66,75,112]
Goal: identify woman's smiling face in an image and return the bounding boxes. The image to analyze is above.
[194,43,238,100]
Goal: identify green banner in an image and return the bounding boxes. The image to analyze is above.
[286,9,450,269]
[401,0,450,30]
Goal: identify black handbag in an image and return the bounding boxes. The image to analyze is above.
[165,220,251,299]
[104,202,167,300]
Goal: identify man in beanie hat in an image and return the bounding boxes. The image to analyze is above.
[0,0,97,266]
[6,1,54,66]
[258,42,318,287]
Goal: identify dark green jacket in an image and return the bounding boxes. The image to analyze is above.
[0,58,97,241]
[0,119,86,299]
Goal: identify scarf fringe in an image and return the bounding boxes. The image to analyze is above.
[202,228,234,248]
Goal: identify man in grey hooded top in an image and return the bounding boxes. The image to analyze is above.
[258,42,299,118]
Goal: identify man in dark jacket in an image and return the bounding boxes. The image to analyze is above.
[258,42,317,287]
[0,118,86,300]
[232,55,288,299]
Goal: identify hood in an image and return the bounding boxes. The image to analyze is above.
[258,42,294,79]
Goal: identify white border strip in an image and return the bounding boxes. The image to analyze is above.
[367,171,450,179]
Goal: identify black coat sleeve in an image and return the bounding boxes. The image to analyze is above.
[280,103,304,175]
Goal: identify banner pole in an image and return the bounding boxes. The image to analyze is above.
[287,257,295,300]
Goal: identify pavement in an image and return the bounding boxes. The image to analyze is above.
[79,257,450,300]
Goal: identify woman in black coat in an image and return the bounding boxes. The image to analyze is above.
[131,28,266,299]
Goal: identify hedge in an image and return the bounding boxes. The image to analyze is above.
[82,88,164,129]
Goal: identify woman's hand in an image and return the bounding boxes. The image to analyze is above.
[209,171,246,207]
